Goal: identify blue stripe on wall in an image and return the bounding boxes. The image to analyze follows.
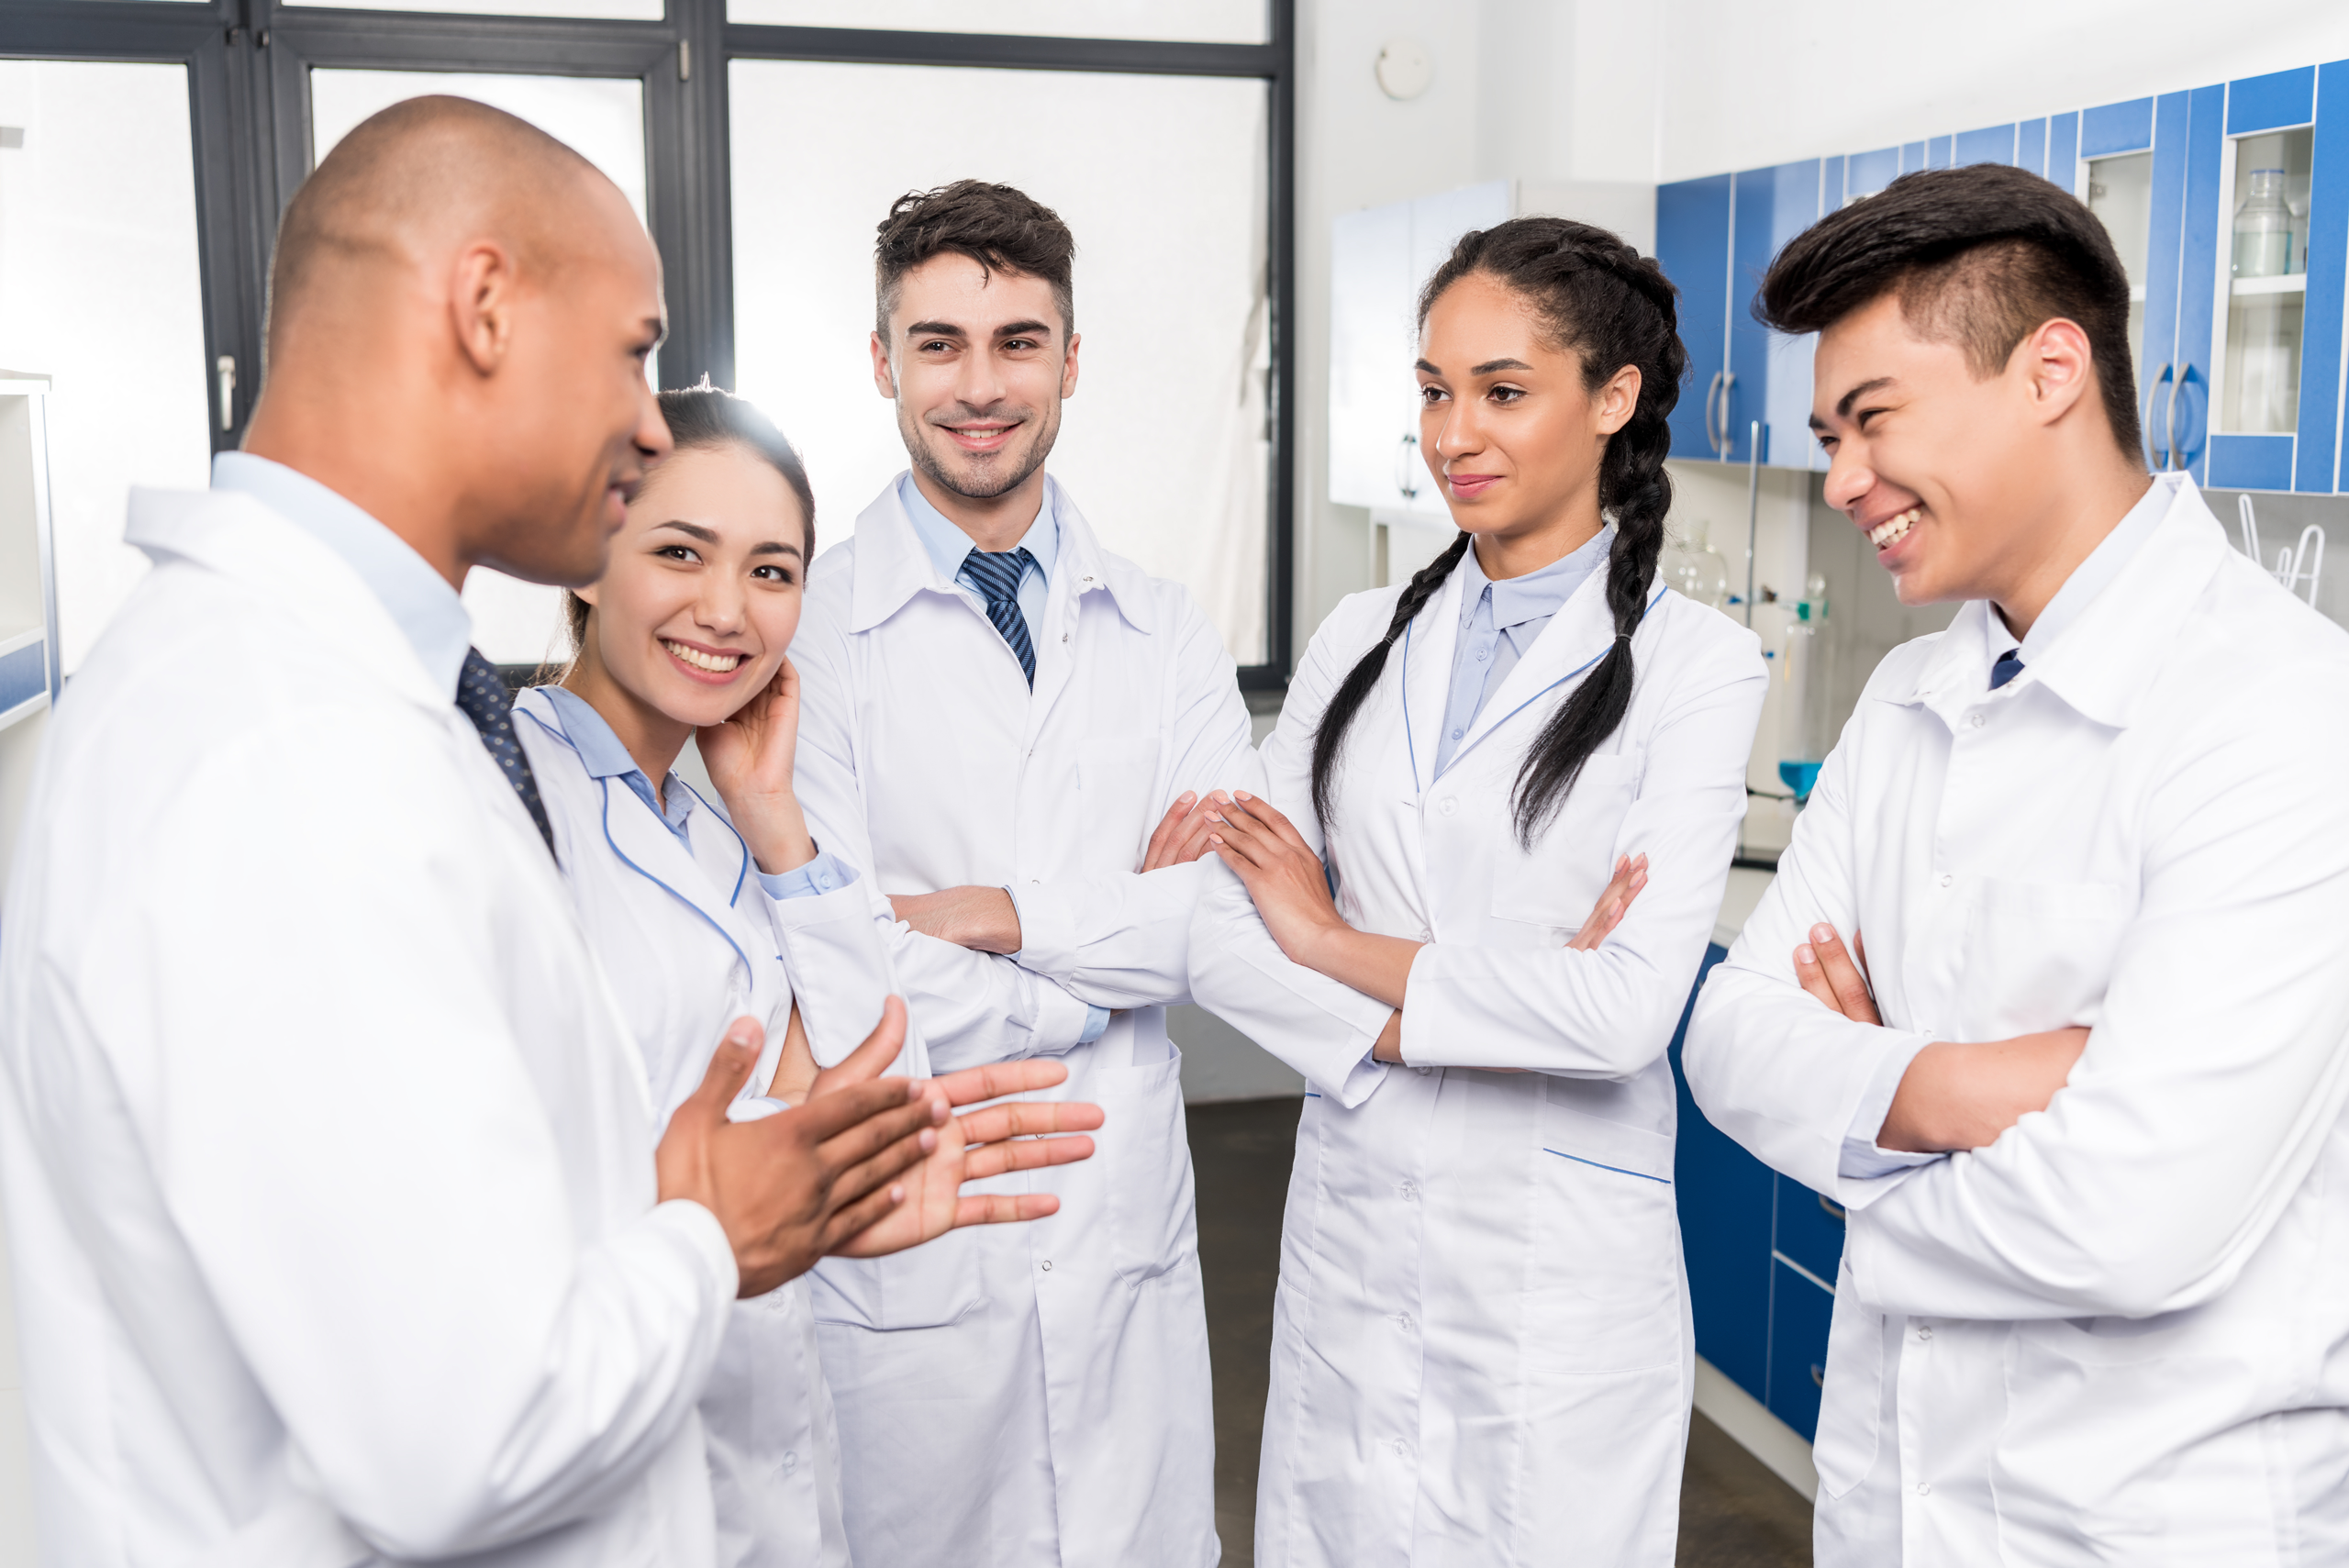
[2049,111,2080,193]
[2299,61,2349,492]
[2082,95,2156,156]
[1954,124,2015,166]
[0,639,45,715]
[1926,135,1954,169]
[2229,65,2316,133]
[2017,117,2047,177]
[1901,140,1926,172]
[1847,146,1898,197]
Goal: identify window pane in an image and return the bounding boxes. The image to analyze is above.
[727,0,1266,44]
[0,61,211,675]
[291,0,662,17]
[729,60,1270,665]
[312,69,649,666]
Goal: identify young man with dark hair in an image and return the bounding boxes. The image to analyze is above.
[1686,162,2349,1562]
[785,179,1253,1567]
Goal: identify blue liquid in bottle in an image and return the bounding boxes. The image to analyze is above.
[1778,759,1822,800]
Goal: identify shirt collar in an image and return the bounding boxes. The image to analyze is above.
[1458,523,1614,632]
[2007,473,2177,666]
[212,451,473,697]
[540,684,695,832]
[897,470,1058,584]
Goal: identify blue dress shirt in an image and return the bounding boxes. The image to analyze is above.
[1434,526,1613,775]
[540,685,855,902]
[213,452,472,698]
[896,472,1108,1044]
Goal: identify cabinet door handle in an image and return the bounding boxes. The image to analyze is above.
[1810,1362,1827,1389]
[1818,1192,1847,1223]
[1703,371,1725,456]
[216,354,237,432]
[1395,431,1420,500]
[1715,372,1738,458]
[2143,363,2173,470]
[2166,367,2191,473]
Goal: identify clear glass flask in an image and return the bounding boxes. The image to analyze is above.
[2233,169,2295,279]
[1776,574,1834,802]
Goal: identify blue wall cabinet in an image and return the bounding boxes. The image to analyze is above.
[1658,174,1733,463]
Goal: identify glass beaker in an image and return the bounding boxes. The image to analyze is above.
[2233,169,2295,279]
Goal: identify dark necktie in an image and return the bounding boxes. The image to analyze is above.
[960,547,1038,687]
[1990,647,2025,690]
[456,648,556,857]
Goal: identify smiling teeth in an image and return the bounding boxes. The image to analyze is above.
[664,640,743,673]
[1869,507,1921,549]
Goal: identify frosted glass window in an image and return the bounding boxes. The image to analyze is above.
[730,60,1271,664]
[0,61,211,675]
[293,0,662,17]
[728,0,1266,44]
[313,69,649,667]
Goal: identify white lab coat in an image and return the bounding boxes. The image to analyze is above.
[1188,555,1765,1567]
[512,685,909,1568]
[788,474,1259,1568]
[0,487,737,1566]
[1684,474,2349,1565]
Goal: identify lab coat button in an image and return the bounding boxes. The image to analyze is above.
[1939,873,1954,889]
[1439,797,1458,817]
[1970,712,1986,728]
[1398,1313,1416,1331]
[1398,1182,1419,1201]
[1916,1325,1933,1341]
[781,1451,797,1474]
[1041,1260,1053,1272]
[1392,1439,1408,1459]
[1915,1482,1932,1497]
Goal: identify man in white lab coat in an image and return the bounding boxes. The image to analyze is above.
[791,180,1258,1567]
[0,98,1023,1567]
[1685,162,2349,1564]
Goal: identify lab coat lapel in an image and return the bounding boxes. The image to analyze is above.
[1395,562,1468,798]
[1437,557,1637,782]
[1022,481,1152,750]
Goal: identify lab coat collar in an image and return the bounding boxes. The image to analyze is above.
[125,485,456,718]
[846,472,1153,636]
[1896,474,2230,730]
[1432,541,1656,783]
[514,685,769,987]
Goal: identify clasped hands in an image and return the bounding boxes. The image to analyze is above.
[655,995,1102,1297]
[1791,922,2087,1154]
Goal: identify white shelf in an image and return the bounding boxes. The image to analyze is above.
[2232,272,2308,297]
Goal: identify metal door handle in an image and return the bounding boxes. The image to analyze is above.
[1703,371,1726,457]
[1819,1193,1847,1222]
[2143,363,2173,470]
[2165,370,2186,473]
[1395,431,1420,500]
[216,354,237,432]
[1810,1363,1827,1389]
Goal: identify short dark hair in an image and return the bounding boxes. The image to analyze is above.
[1755,164,2143,462]
[874,180,1075,339]
[562,382,816,657]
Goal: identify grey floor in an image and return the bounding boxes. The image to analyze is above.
[1187,1097,1812,1568]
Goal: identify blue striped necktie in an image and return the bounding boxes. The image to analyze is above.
[960,547,1038,687]
[455,648,556,858]
[1990,647,2024,690]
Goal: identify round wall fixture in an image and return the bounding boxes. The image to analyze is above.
[1375,37,1433,102]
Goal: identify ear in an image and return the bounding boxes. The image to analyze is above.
[1062,330,1081,401]
[870,330,895,399]
[2017,317,2095,428]
[449,239,519,378]
[574,582,602,610]
[1594,363,1642,437]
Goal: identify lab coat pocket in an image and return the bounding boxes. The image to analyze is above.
[1097,1047,1196,1284]
[1491,751,1642,938]
[1528,1095,1681,1373]
[807,1231,984,1332]
[1960,877,2133,1040]
[1079,737,1163,874]
[1810,1263,1884,1500]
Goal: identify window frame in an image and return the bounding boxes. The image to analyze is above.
[0,0,1297,684]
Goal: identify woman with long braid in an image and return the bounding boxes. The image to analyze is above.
[1188,218,1767,1565]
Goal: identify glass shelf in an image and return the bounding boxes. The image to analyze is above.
[2087,151,2154,416]
[2220,126,2314,437]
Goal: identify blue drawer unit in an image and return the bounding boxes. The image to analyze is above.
[1658,174,1732,462]
[1766,1255,1836,1442]
[1774,1172,1846,1285]
[1668,944,1773,1397]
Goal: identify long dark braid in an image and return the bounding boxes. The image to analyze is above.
[1308,217,1687,848]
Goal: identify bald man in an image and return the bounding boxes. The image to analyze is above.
[0,96,1041,1566]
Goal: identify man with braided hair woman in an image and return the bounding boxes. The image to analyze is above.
[1188,218,1766,1565]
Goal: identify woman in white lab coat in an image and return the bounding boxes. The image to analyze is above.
[511,385,1097,1568]
[1188,219,1767,1566]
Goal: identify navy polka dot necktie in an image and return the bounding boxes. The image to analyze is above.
[455,648,556,858]
[1990,647,2025,691]
[960,547,1038,687]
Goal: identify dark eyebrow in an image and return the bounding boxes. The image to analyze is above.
[749,540,803,559]
[904,320,967,340]
[651,520,718,544]
[995,319,1053,339]
[1470,357,1533,375]
[1414,359,1441,375]
[1834,375,1897,419]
